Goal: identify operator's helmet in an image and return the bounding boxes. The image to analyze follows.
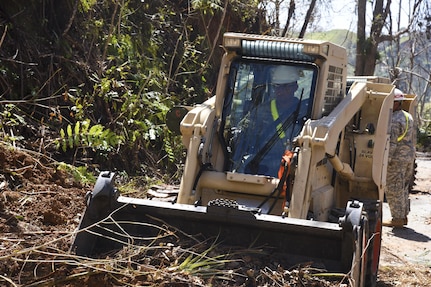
[271,65,300,84]
[394,88,406,101]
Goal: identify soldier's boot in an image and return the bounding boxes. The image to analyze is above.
[382,218,408,228]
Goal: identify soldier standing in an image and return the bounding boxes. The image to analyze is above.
[383,88,415,228]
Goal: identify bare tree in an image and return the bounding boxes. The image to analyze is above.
[281,0,295,37]
[377,0,431,131]
[298,0,317,38]
[378,1,430,97]
[355,0,424,76]
[273,0,323,38]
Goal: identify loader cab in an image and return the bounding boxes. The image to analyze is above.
[221,61,317,177]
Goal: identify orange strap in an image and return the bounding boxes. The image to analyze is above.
[277,150,294,200]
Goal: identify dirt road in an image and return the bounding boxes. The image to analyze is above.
[380,152,431,266]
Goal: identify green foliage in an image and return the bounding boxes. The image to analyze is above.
[0,104,27,127]
[0,104,26,144]
[417,104,431,151]
[417,129,431,151]
[80,0,97,12]
[57,120,123,153]
[57,162,96,185]
[0,0,265,179]
[176,243,230,277]
[191,0,223,13]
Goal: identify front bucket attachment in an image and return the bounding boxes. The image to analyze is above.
[72,172,363,276]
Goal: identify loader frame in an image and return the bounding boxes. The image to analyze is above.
[71,33,415,287]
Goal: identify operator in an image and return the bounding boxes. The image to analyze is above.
[383,88,415,228]
[271,65,300,114]
[247,65,302,177]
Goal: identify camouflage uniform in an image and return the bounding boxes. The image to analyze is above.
[386,109,415,220]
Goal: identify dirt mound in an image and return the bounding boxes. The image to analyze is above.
[0,145,85,232]
[0,145,86,285]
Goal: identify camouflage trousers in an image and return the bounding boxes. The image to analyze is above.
[386,158,414,219]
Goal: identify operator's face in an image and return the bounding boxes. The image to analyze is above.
[273,82,298,99]
[393,100,402,111]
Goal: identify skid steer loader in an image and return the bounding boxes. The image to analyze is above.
[72,33,417,287]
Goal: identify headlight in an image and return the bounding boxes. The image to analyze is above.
[303,44,320,55]
[224,37,242,49]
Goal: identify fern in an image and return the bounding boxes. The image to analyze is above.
[57,162,96,185]
[56,120,123,152]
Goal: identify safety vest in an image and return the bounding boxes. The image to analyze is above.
[271,99,285,138]
[397,110,410,142]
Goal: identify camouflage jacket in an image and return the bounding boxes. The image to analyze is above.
[389,109,415,162]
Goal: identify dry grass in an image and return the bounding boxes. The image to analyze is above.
[1,203,430,286]
[378,264,431,286]
[0,216,355,287]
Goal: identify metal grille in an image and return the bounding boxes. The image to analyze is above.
[323,65,344,116]
[241,40,315,61]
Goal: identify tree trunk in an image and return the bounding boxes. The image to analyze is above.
[355,0,367,75]
[275,0,281,35]
[282,0,295,37]
[298,0,316,38]
[356,0,392,76]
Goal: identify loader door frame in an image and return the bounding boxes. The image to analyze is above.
[221,59,317,178]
